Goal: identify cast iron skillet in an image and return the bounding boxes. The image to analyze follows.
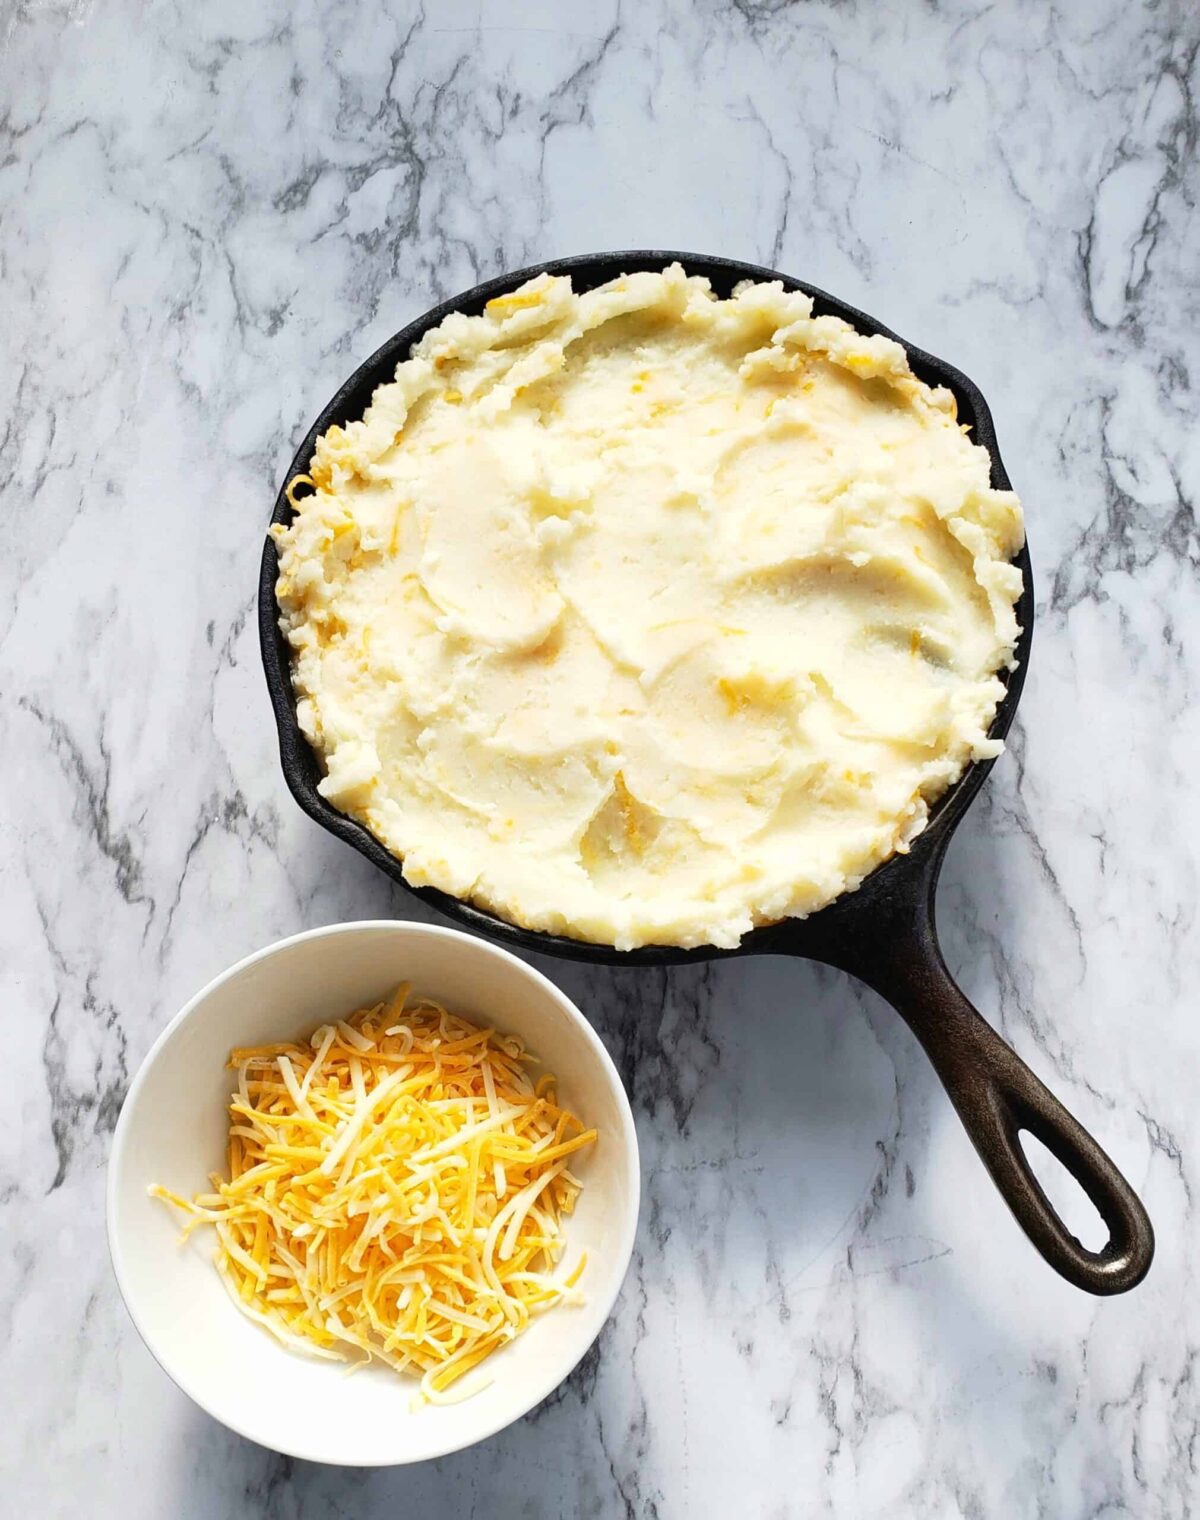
[260,251,1154,1295]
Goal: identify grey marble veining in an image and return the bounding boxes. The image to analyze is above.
[2,0,1198,1515]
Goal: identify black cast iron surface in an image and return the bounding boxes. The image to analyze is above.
[260,250,1154,1295]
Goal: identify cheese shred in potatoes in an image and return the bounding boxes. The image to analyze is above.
[150,987,597,1405]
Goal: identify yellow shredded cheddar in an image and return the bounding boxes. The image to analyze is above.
[150,986,597,1405]
[285,472,315,509]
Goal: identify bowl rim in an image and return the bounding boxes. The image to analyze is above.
[106,918,641,1465]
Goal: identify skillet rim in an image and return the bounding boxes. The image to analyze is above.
[258,249,1034,966]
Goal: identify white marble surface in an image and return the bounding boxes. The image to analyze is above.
[3,0,1198,1514]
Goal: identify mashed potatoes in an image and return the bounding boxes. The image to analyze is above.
[273,265,1024,949]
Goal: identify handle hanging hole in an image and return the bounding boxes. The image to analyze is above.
[1018,1130,1109,1253]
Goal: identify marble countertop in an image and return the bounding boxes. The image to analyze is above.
[4,0,1198,1514]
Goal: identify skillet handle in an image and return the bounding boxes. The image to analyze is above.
[869,932,1153,1294]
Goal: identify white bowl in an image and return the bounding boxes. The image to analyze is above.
[107,921,640,1465]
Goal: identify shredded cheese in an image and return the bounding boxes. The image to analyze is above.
[151,988,597,1404]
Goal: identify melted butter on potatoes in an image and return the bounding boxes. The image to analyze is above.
[274,265,1024,950]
